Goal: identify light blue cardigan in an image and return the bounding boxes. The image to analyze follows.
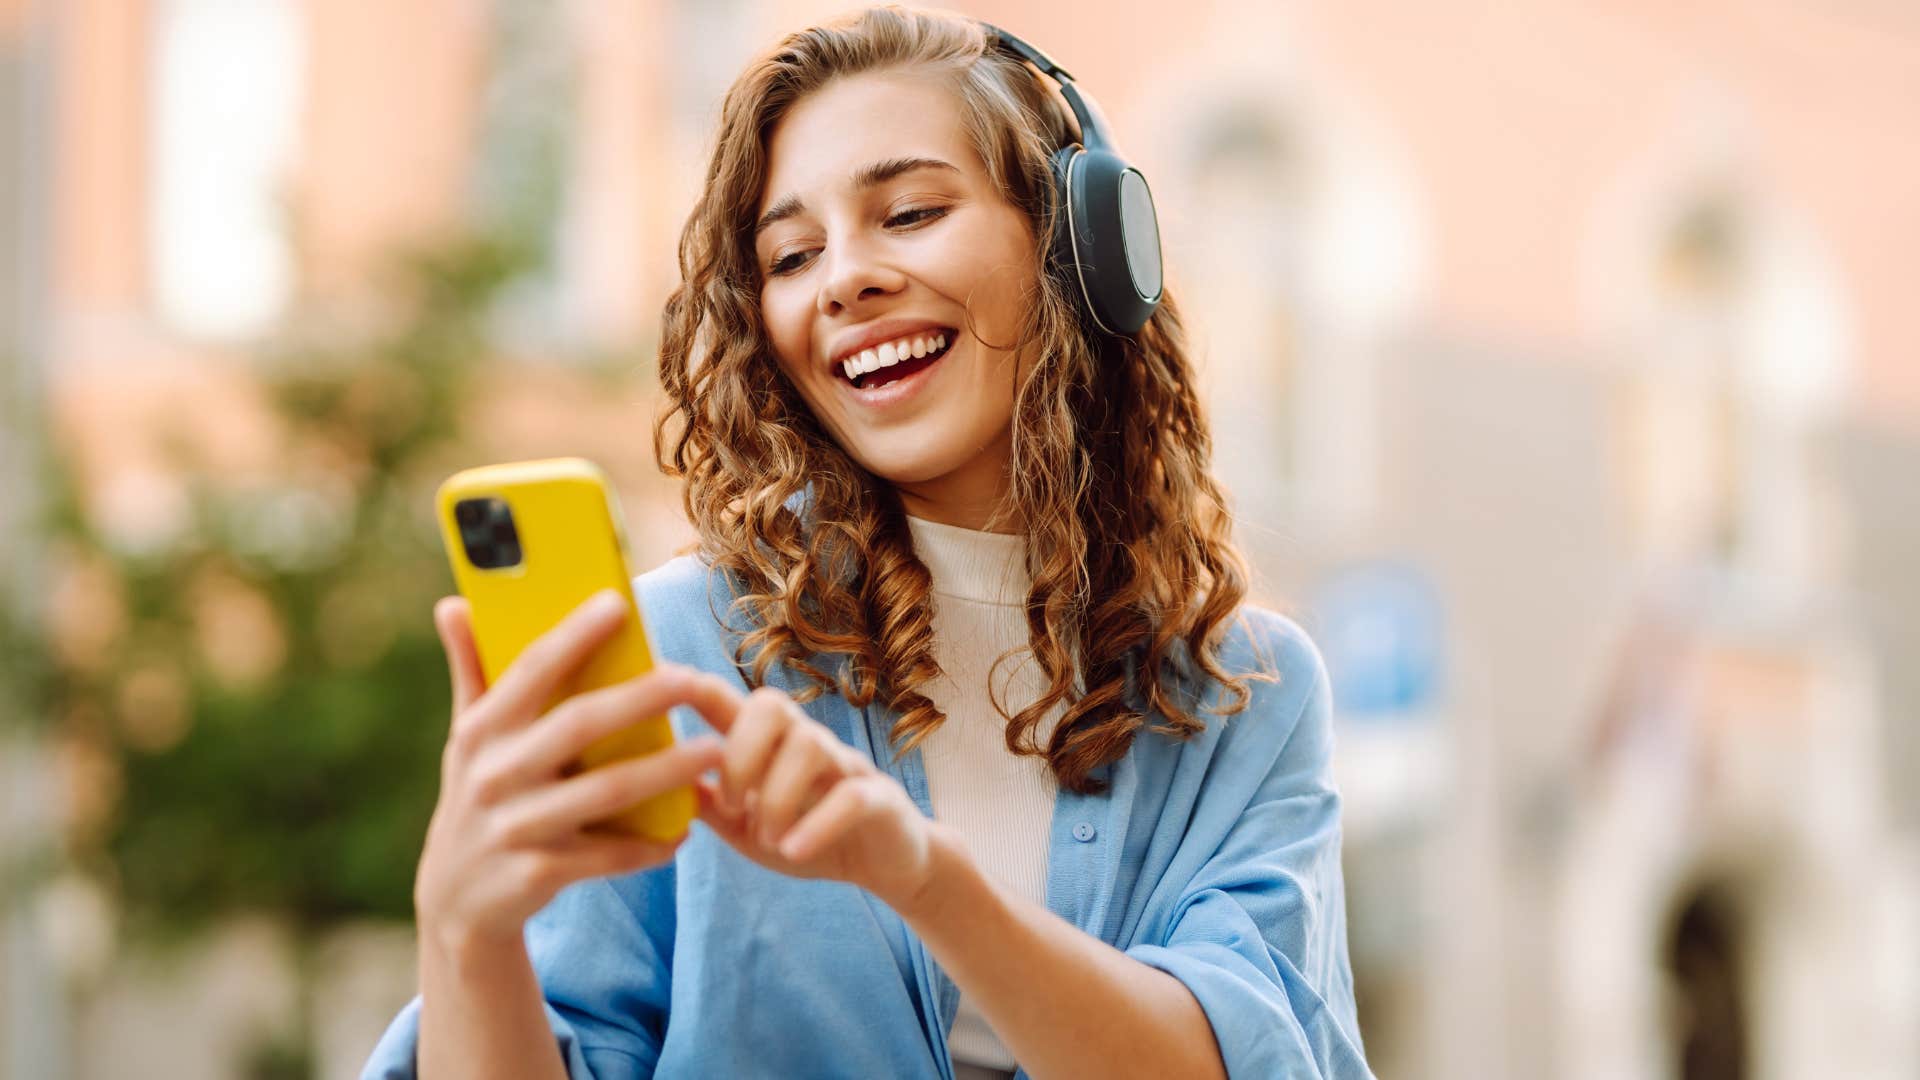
[363,553,1373,1079]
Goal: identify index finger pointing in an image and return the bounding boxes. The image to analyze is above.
[674,670,746,736]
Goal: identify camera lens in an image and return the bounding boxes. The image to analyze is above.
[456,497,522,569]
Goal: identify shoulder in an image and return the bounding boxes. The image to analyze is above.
[634,552,719,607]
[1179,603,1332,762]
[631,554,740,671]
[1208,603,1330,713]
[1130,602,1337,820]
[1221,604,1326,681]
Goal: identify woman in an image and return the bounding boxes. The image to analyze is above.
[365,8,1370,1079]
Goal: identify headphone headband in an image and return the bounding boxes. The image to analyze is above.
[982,24,1112,151]
[979,22,1162,335]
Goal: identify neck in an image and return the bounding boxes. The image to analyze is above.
[891,426,1021,534]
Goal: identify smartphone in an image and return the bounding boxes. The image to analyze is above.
[435,457,694,841]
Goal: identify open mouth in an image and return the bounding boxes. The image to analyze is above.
[838,328,957,390]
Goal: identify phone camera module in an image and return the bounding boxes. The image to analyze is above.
[454,497,523,570]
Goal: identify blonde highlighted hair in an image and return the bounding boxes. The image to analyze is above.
[653,5,1271,794]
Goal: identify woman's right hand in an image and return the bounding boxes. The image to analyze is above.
[412,589,725,951]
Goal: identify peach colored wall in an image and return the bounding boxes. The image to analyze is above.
[568,0,675,344]
[1297,0,1920,422]
[297,0,486,300]
[38,0,1920,428]
[51,0,148,327]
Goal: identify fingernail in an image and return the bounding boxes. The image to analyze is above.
[778,835,804,860]
[591,590,626,619]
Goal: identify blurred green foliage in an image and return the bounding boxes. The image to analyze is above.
[40,236,532,941]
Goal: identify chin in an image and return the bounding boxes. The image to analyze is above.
[857,455,953,488]
[847,441,969,488]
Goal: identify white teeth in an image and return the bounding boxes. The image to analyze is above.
[839,332,953,386]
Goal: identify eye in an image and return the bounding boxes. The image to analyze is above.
[768,248,815,276]
[885,205,948,229]
[764,206,949,277]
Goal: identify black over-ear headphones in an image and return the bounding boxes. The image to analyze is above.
[984,24,1164,336]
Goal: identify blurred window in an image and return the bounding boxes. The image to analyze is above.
[1185,105,1307,517]
[1646,190,1748,566]
[471,0,579,352]
[149,0,304,340]
[1628,185,1846,588]
[671,0,750,134]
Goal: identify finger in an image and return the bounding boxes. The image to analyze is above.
[776,777,880,862]
[542,831,689,886]
[473,589,630,734]
[694,778,753,847]
[435,596,487,714]
[754,734,843,848]
[494,736,724,845]
[720,688,796,809]
[504,664,709,785]
[818,735,873,774]
[673,670,746,736]
[694,777,740,824]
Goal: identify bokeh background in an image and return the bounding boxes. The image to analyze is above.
[2,1,1917,1077]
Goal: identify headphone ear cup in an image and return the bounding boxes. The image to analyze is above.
[1046,143,1082,287]
[1060,147,1163,335]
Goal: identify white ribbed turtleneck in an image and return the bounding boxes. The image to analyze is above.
[903,514,1062,1079]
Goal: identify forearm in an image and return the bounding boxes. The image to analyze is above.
[417,924,570,1080]
[895,825,1226,1080]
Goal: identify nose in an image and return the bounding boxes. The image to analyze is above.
[815,234,907,318]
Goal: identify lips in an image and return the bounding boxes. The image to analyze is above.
[843,331,954,388]
[853,336,951,389]
[828,331,957,408]
[826,320,956,376]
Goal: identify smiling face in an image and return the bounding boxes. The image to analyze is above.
[754,69,1039,531]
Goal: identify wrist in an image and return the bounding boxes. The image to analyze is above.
[889,822,975,925]
[419,913,526,967]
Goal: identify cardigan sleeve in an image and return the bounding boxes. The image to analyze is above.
[360,865,677,1080]
[1124,626,1373,1079]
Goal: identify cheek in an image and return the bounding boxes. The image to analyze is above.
[761,286,808,358]
[941,226,1037,338]
[761,289,823,397]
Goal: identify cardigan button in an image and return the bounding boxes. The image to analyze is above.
[1071,822,1096,843]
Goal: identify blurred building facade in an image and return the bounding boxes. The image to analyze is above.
[5,1,1919,1077]
[1,1,60,1078]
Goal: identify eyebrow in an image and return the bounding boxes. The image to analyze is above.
[754,156,961,238]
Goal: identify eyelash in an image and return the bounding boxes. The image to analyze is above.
[766,205,950,276]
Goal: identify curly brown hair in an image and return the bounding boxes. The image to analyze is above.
[653,5,1274,795]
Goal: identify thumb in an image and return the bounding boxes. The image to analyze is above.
[434,596,487,713]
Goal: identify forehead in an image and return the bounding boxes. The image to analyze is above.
[760,69,975,212]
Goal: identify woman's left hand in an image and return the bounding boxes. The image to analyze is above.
[695,683,940,912]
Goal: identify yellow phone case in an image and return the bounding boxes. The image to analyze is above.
[434,457,693,841]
